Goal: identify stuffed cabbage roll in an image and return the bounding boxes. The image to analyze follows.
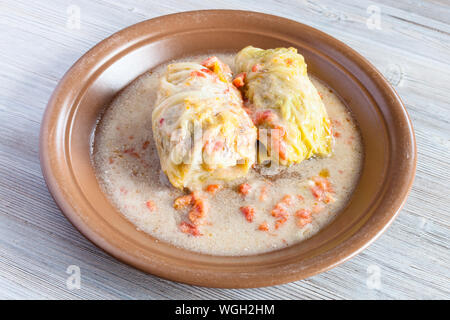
[152,57,257,190]
[234,46,333,166]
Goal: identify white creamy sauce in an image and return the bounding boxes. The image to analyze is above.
[92,53,363,256]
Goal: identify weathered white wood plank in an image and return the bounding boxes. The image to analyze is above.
[0,0,449,299]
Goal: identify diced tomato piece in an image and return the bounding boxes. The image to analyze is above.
[201,56,231,75]
[188,196,208,225]
[333,131,341,138]
[142,140,150,150]
[201,56,219,68]
[232,77,244,88]
[295,209,312,227]
[271,128,287,160]
[295,208,311,219]
[240,206,255,222]
[281,194,294,206]
[258,222,269,231]
[232,72,246,88]
[259,185,269,201]
[310,176,334,202]
[146,200,156,212]
[238,183,251,196]
[271,202,288,218]
[173,194,193,210]
[252,64,262,72]
[254,110,277,125]
[190,70,206,78]
[205,184,221,195]
[297,194,304,201]
[174,192,209,226]
[179,222,202,236]
[311,185,325,201]
[275,215,288,229]
[296,217,312,228]
[271,195,293,227]
[285,58,293,65]
[312,176,333,193]
[159,118,164,125]
[277,144,287,160]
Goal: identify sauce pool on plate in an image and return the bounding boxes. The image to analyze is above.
[92,53,363,256]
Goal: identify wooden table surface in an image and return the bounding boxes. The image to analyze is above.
[1,0,449,300]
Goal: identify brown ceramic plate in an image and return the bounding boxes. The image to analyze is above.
[40,10,416,288]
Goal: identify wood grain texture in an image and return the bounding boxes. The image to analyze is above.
[0,0,449,300]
